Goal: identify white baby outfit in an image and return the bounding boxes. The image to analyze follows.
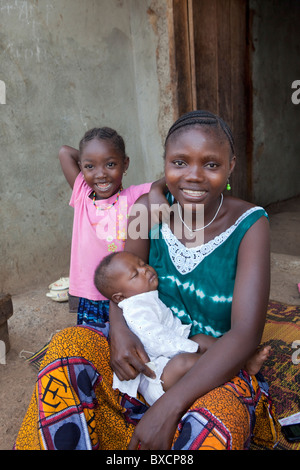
[112,290,198,405]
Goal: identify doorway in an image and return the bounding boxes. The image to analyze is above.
[171,0,252,200]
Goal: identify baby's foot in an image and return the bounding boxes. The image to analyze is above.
[245,345,271,376]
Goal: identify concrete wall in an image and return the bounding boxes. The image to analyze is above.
[250,0,300,206]
[0,0,174,294]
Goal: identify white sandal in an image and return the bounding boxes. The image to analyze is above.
[48,277,69,290]
[46,277,69,302]
[46,289,69,302]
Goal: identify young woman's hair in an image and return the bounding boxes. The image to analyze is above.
[164,110,235,158]
[79,127,127,159]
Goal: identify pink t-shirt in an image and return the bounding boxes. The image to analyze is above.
[69,173,152,301]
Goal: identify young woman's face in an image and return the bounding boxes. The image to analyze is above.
[164,126,235,209]
[80,138,129,199]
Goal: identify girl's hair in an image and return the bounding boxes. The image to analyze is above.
[79,127,127,159]
[164,110,235,158]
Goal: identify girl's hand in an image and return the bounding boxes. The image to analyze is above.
[148,177,170,226]
[109,322,155,382]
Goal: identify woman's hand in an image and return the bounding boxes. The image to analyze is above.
[128,394,181,450]
[109,301,155,381]
[110,325,155,381]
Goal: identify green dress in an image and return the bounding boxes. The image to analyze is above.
[149,203,268,338]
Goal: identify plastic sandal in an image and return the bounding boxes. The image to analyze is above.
[48,277,69,291]
[46,288,69,302]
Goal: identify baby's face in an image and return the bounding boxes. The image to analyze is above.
[111,252,158,299]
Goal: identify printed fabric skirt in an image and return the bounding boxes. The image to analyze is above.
[14,325,279,450]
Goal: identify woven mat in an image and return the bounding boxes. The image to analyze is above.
[252,300,300,450]
[24,342,50,370]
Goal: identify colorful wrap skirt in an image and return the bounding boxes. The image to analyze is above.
[14,325,279,450]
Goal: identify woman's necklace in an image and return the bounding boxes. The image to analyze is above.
[177,193,223,235]
[92,186,123,210]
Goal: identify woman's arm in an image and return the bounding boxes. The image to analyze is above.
[128,215,271,449]
[58,145,81,188]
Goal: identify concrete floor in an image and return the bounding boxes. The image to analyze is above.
[0,195,299,450]
[268,196,300,305]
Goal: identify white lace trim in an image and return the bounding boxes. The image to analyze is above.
[161,206,265,275]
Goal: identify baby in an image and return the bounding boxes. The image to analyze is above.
[94,251,269,406]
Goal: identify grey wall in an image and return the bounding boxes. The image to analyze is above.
[0,0,173,294]
[3,0,298,295]
[250,0,300,206]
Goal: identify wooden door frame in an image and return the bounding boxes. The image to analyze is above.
[170,0,253,201]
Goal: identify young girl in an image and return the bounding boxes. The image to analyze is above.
[58,127,153,326]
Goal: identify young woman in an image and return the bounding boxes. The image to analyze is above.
[15,111,279,450]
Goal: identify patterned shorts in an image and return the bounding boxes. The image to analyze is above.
[77,297,110,327]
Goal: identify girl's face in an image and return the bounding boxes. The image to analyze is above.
[80,138,129,199]
[164,126,235,209]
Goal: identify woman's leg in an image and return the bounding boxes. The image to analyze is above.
[15,328,279,450]
[171,370,279,450]
[14,326,136,450]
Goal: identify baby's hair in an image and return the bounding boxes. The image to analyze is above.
[79,127,127,160]
[164,110,235,158]
[94,251,121,299]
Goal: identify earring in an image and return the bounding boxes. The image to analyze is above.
[226,179,231,191]
[123,170,127,176]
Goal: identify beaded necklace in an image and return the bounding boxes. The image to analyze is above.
[92,186,123,210]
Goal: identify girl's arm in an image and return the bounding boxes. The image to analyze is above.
[109,193,156,381]
[128,215,271,449]
[148,177,172,226]
[58,145,81,188]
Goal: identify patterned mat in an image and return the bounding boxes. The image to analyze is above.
[253,301,300,450]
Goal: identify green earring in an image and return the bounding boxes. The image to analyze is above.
[226,179,231,191]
